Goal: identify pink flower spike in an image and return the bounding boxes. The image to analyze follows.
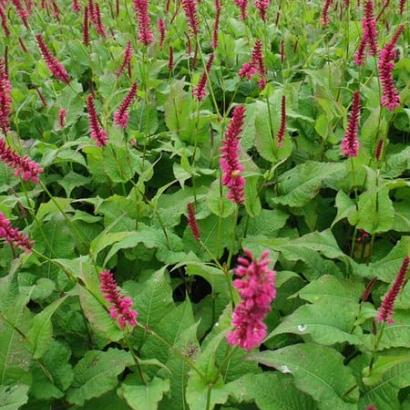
[321,0,333,26]
[234,0,247,20]
[0,211,32,252]
[187,202,200,241]
[72,0,80,12]
[113,82,138,129]
[399,0,406,14]
[58,108,67,128]
[0,59,12,133]
[83,6,90,46]
[10,0,29,28]
[116,41,133,77]
[341,91,361,157]
[377,256,410,324]
[255,0,269,21]
[182,0,199,36]
[227,249,276,351]
[36,34,70,84]
[158,18,165,47]
[193,53,214,102]
[276,96,286,146]
[0,138,43,183]
[100,270,138,329]
[378,24,404,111]
[0,5,10,37]
[220,105,246,204]
[212,0,221,49]
[133,0,154,45]
[86,94,108,147]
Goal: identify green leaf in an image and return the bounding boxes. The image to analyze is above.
[249,343,359,410]
[268,162,345,207]
[27,296,67,359]
[356,186,395,234]
[119,377,170,410]
[206,180,235,218]
[226,373,316,409]
[66,348,134,406]
[0,384,29,410]
[267,301,361,345]
[332,190,357,227]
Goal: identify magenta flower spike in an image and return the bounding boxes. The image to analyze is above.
[377,256,410,324]
[181,0,199,35]
[186,202,200,241]
[86,94,108,147]
[133,0,154,45]
[193,53,214,101]
[113,82,138,129]
[227,249,276,351]
[220,105,246,204]
[0,59,11,133]
[341,91,361,157]
[100,270,138,328]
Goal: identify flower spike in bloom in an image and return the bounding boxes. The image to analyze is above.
[0,59,12,133]
[116,41,133,77]
[113,82,138,128]
[212,0,221,49]
[100,270,138,328]
[0,212,32,252]
[234,0,247,20]
[377,256,410,324]
[58,108,67,128]
[158,18,165,47]
[341,91,361,157]
[276,96,286,146]
[86,94,108,147]
[193,53,214,101]
[239,40,266,89]
[320,0,333,26]
[133,0,154,45]
[0,5,10,37]
[36,34,70,84]
[187,202,200,241]
[378,24,404,111]
[0,138,43,182]
[220,105,246,204]
[227,249,276,351]
[182,0,199,35]
[255,0,269,21]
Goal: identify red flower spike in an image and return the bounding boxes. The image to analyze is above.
[0,138,43,183]
[220,105,246,204]
[116,41,133,77]
[86,94,108,147]
[10,0,29,27]
[182,0,199,35]
[193,53,214,102]
[276,96,286,146]
[0,59,12,133]
[377,256,410,324]
[227,249,276,351]
[321,0,333,26]
[58,108,66,128]
[0,5,10,37]
[212,0,221,49]
[0,212,32,252]
[255,0,269,21]
[36,34,70,84]
[158,18,165,47]
[100,270,138,328]
[113,83,138,129]
[187,202,200,241]
[341,91,361,157]
[134,0,154,45]
[83,6,90,46]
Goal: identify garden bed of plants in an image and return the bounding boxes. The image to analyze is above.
[0,0,409,408]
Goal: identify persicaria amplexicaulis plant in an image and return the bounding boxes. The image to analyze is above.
[239,40,266,89]
[378,24,403,111]
[320,0,333,26]
[255,0,269,21]
[341,91,361,157]
[86,94,108,147]
[100,270,138,328]
[220,105,246,204]
[157,18,165,48]
[113,82,138,129]
[181,0,199,36]
[277,95,286,146]
[36,34,70,84]
[10,0,29,28]
[0,138,43,182]
[227,249,276,351]
[234,0,247,20]
[377,256,410,324]
[83,6,90,45]
[0,211,32,252]
[212,0,221,49]
[72,0,80,13]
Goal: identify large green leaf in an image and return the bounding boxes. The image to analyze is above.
[118,378,170,410]
[66,348,134,406]
[0,384,29,410]
[249,343,359,410]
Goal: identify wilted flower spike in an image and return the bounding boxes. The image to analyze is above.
[374,139,384,161]
[0,138,43,182]
[100,270,138,328]
[182,0,199,35]
[0,212,32,252]
[399,0,406,14]
[168,46,174,71]
[158,18,165,47]
[341,91,361,157]
[36,34,70,84]
[86,95,108,147]
[58,108,67,128]
[220,105,246,204]
[227,249,276,351]
[134,0,154,45]
[276,96,286,146]
[378,25,404,111]
[0,59,12,133]
[193,53,214,101]
[113,83,138,128]
[377,256,410,324]
[187,202,200,241]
